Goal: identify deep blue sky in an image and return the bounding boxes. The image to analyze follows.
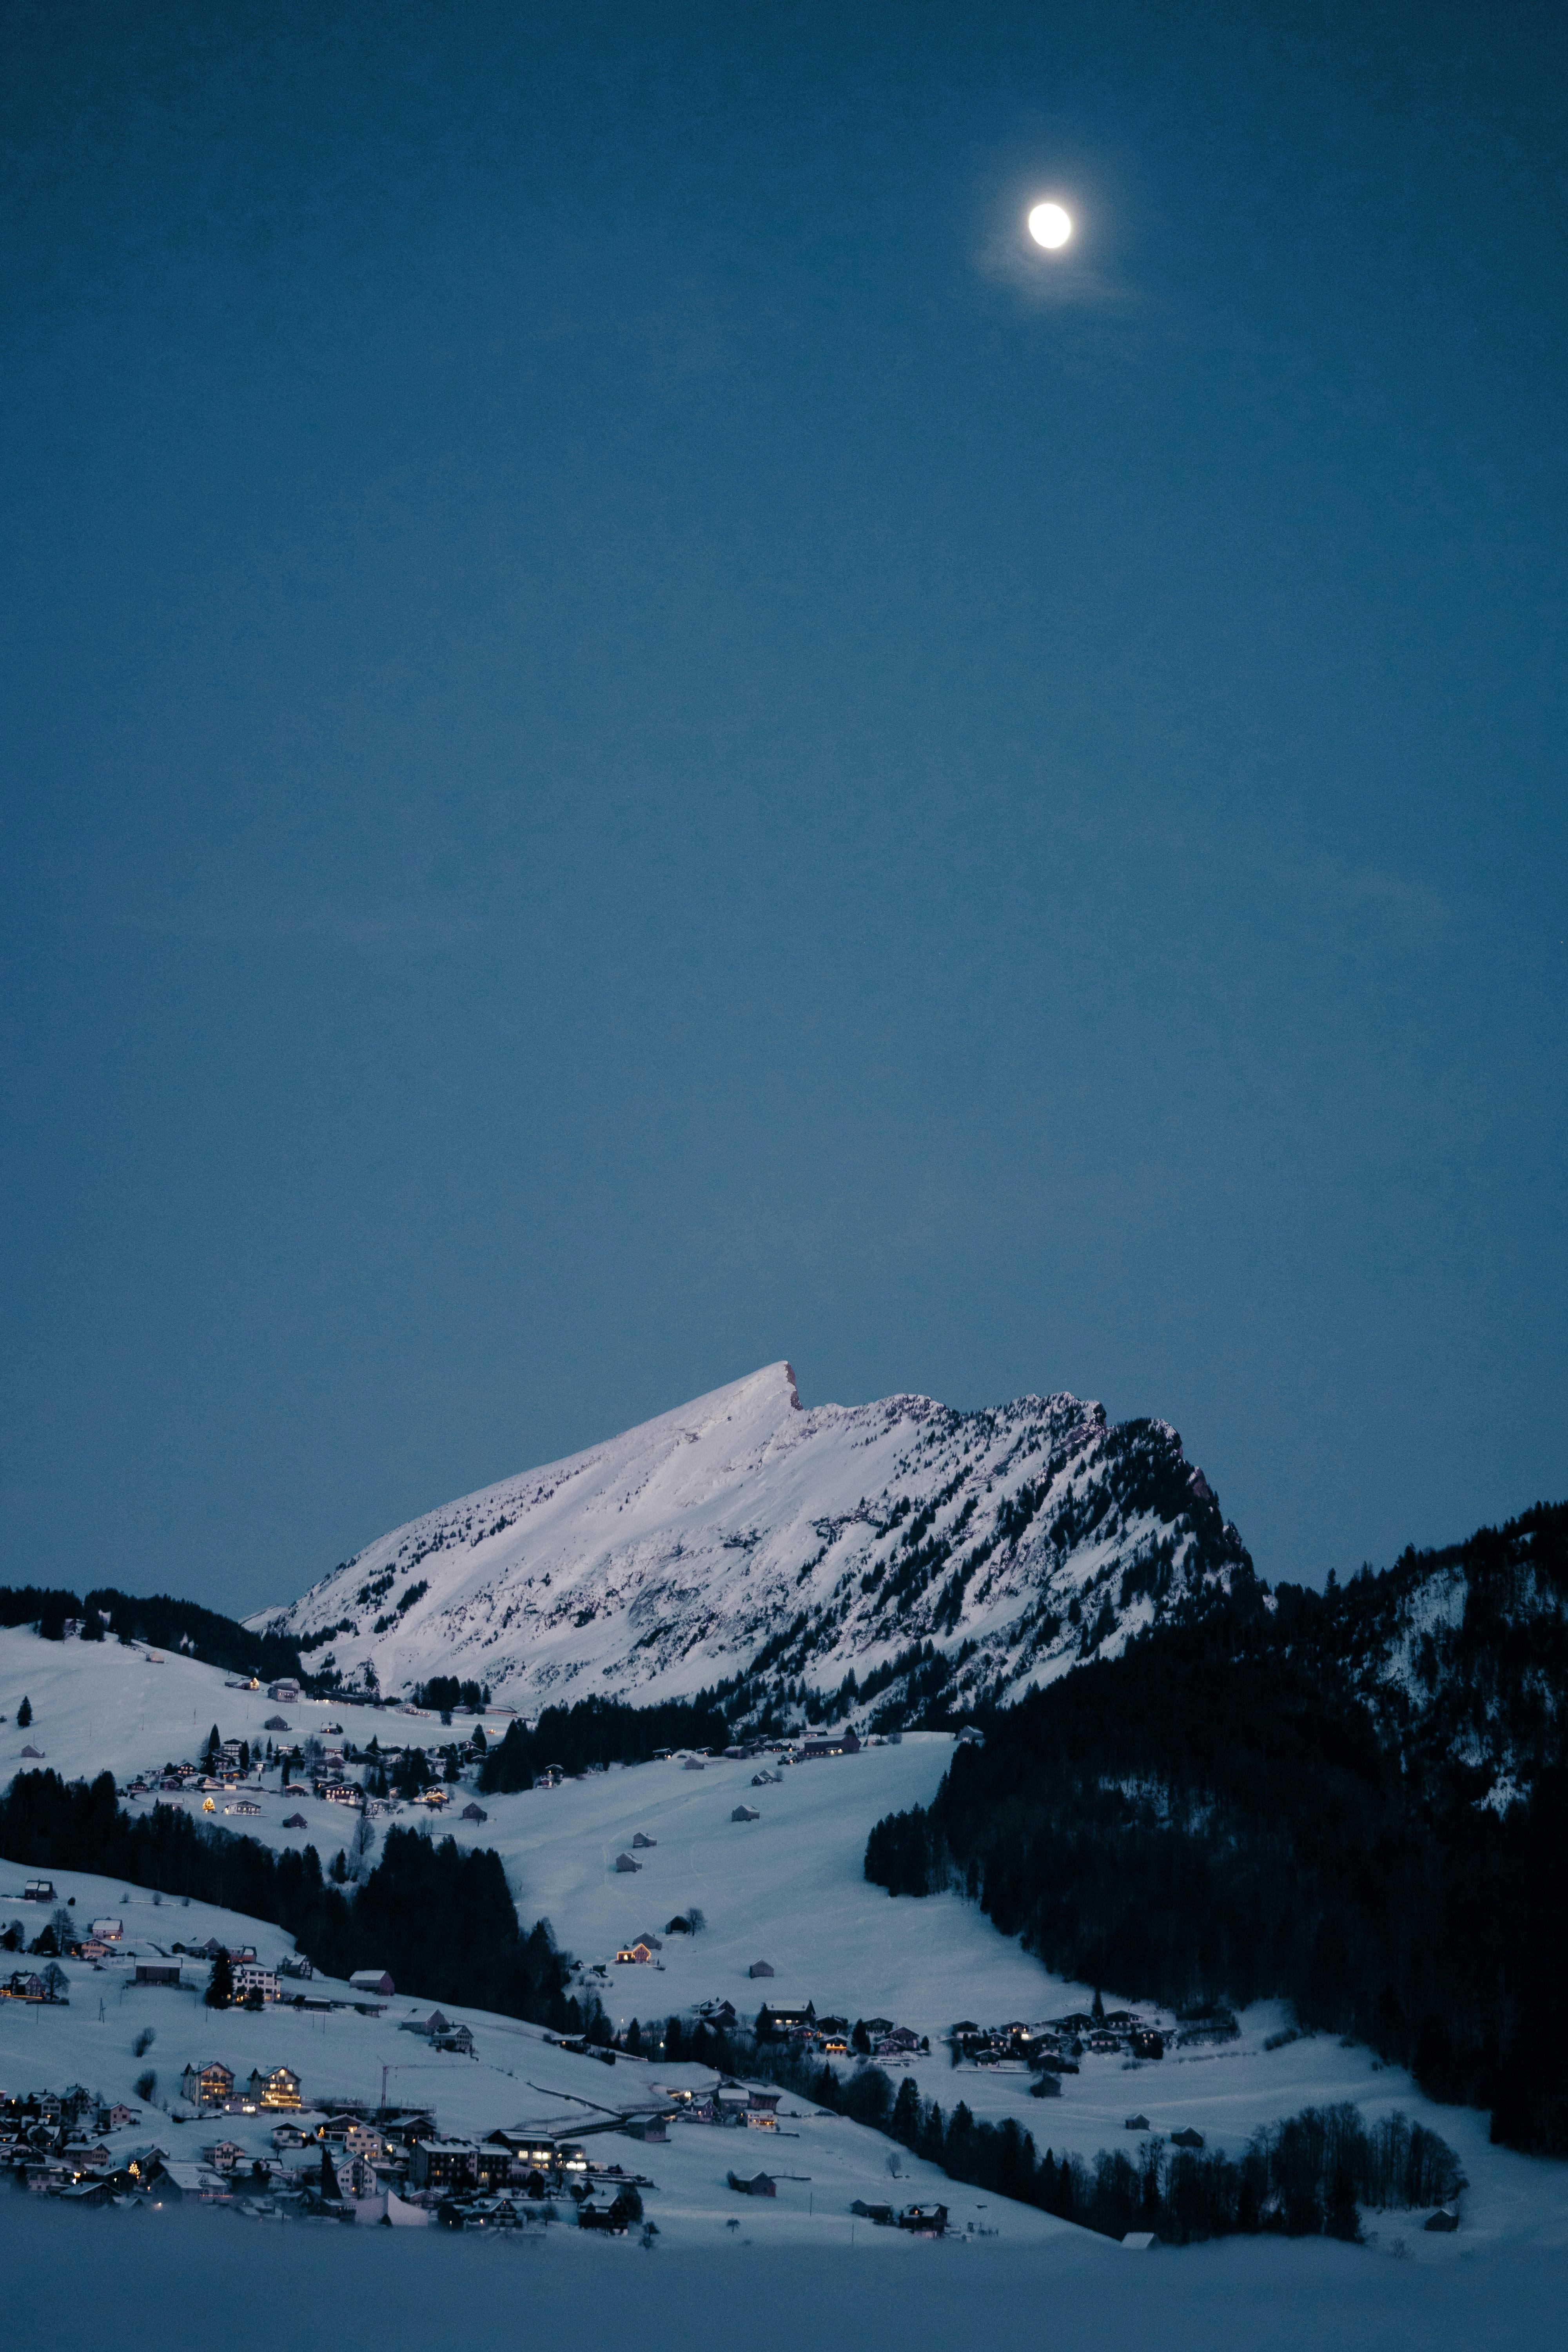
[3,2,1564,1615]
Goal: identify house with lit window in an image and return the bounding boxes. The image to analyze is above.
[180,2061,235,2111]
[247,2065,302,2110]
[232,1962,279,2004]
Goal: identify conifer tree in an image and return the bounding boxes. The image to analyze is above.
[890,2076,922,2148]
[205,1949,233,2009]
[16,1697,31,1728]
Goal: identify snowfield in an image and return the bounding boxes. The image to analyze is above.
[3,1623,1566,2267]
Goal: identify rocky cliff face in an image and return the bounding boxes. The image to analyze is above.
[252,1360,1255,1722]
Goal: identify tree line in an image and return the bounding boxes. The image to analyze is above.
[864,1501,1568,2158]
[478,1691,733,1789]
[608,2010,1456,2243]
[0,1769,577,2030]
[0,1583,309,1688]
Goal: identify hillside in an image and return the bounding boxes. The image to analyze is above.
[251,1362,1254,1720]
[864,1503,1568,2157]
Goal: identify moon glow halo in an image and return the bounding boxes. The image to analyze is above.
[1027,202,1073,251]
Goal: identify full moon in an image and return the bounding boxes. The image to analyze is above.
[1027,201,1073,250]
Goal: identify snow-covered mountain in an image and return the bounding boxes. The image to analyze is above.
[252,1362,1255,1721]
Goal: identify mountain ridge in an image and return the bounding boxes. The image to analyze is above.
[251,1359,1256,1722]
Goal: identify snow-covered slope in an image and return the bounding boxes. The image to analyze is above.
[252,1363,1254,1718]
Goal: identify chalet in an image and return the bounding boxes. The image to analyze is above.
[401,2009,452,2038]
[631,1831,657,1849]
[897,2202,948,2236]
[613,1853,642,1873]
[748,2089,782,2112]
[851,2199,894,2224]
[350,1968,396,1997]
[440,2192,522,2231]
[90,1917,123,1942]
[1125,2114,1151,2131]
[133,1961,182,1988]
[797,1728,860,1760]
[622,2114,667,2141]
[861,2016,895,2038]
[263,1714,290,1730]
[756,2001,816,2038]
[4,1973,47,2002]
[267,1679,301,1703]
[59,2178,113,2207]
[229,1800,262,1817]
[248,2066,302,2110]
[204,2139,248,2172]
[152,2160,208,2201]
[22,1880,56,1902]
[180,2062,235,2111]
[97,2103,140,2131]
[681,1758,706,1772]
[433,2024,475,2055]
[727,2170,776,2197]
[339,2153,382,2202]
[1170,2128,1205,2151]
[615,1937,661,1965]
[18,1746,44,1760]
[281,1813,308,1829]
[1131,2029,1166,2060]
[731,1804,760,1823]
[748,1960,775,1979]
[460,1802,488,1822]
[577,2202,629,2233]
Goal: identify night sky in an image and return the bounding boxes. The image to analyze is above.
[3,3,1564,1614]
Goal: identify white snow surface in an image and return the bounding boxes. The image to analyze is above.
[247,1361,1253,1713]
[4,1626,1564,2263]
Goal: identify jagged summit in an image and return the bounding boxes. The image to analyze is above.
[252,1362,1254,1721]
